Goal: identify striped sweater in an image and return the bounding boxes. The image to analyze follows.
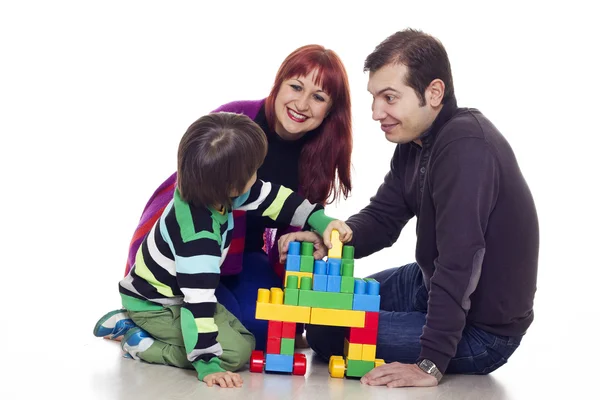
[119,180,333,380]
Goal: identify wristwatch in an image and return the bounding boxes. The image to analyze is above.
[416,359,443,382]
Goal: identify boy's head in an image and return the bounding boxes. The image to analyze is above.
[177,112,268,209]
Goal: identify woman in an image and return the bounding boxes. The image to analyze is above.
[96,44,353,350]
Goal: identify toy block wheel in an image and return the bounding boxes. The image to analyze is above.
[292,353,307,375]
[249,350,265,373]
[328,355,346,378]
[375,358,385,368]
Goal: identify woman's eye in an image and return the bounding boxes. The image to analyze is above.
[314,94,325,102]
[290,84,302,91]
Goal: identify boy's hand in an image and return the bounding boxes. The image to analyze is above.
[278,231,327,263]
[203,371,243,388]
[323,220,353,249]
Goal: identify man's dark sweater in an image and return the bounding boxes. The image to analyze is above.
[346,97,539,374]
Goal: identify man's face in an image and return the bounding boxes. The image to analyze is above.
[367,63,437,144]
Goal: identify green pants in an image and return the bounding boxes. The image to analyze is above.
[128,303,255,372]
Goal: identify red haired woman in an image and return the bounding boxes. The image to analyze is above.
[94,45,353,350]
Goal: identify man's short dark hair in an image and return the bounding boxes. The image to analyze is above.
[177,112,268,209]
[364,28,455,106]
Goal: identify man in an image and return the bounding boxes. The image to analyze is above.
[278,29,538,388]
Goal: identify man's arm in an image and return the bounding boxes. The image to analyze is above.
[419,138,499,373]
[346,147,414,258]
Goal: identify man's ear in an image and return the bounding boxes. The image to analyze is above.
[428,79,445,107]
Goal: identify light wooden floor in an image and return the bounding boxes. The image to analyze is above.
[2,325,589,400]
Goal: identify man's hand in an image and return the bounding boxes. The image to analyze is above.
[278,231,327,263]
[360,362,438,388]
[203,371,243,388]
[322,220,353,249]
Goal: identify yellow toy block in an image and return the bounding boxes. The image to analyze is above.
[310,307,365,327]
[285,271,313,288]
[362,344,376,361]
[255,302,311,323]
[344,338,363,360]
[328,230,343,259]
[375,359,385,368]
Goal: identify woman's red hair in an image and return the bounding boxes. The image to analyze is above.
[265,45,352,205]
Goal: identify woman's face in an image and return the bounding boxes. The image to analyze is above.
[274,69,333,140]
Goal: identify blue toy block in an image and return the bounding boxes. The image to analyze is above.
[352,293,381,312]
[366,278,380,295]
[327,259,341,275]
[286,254,300,271]
[265,354,294,373]
[314,260,327,275]
[327,275,341,292]
[354,278,366,294]
[288,242,301,256]
[313,274,328,292]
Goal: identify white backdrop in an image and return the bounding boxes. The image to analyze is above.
[1,0,598,396]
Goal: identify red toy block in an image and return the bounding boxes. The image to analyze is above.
[268,320,283,338]
[364,311,379,329]
[266,336,282,354]
[281,322,296,339]
[348,327,378,345]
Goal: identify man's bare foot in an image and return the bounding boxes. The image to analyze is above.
[295,333,309,349]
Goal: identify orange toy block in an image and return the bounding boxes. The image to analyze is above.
[328,230,343,259]
[310,307,365,327]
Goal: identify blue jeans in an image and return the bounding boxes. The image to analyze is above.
[215,251,302,351]
[305,263,522,374]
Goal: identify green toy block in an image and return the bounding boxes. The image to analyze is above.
[341,276,355,293]
[300,255,314,272]
[301,242,314,256]
[286,275,299,289]
[342,260,354,277]
[298,290,353,310]
[342,245,355,260]
[280,338,295,355]
[346,359,375,378]
[284,288,299,305]
[300,276,312,290]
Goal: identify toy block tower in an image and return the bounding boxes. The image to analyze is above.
[251,230,384,378]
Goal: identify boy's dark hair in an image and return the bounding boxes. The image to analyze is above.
[364,28,455,106]
[177,112,268,209]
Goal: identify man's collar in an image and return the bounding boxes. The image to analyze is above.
[419,96,458,146]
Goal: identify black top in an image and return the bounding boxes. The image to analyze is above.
[346,97,539,373]
[245,105,313,251]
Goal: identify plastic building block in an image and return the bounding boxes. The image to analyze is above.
[300,276,312,290]
[346,359,374,378]
[312,274,328,292]
[285,271,313,288]
[340,276,355,293]
[344,338,363,360]
[327,275,341,292]
[375,358,385,368]
[328,230,343,259]
[284,288,299,305]
[365,278,380,295]
[292,354,307,375]
[281,322,296,338]
[285,275,299,289]
[364,311,380,328]
[342,245,354,260]
[352,293,381,312]
[311,308,365,327]
[265,354,294,373]
[329,355,345,378]
[314,260,327,275]
[288,241,301,255]
[268,320,282,338]
[280,338,295,355]
[348,311,379,344]
[286,254,300,271]
[362,344,376,361]
[249,351,265,373]
[300,255,314,272]
[301,242,314,256]
[327,258,341,274]
[267,337,281,354]
[354,278,366,294]
[298,291,353,310]
[341,260,354,277]
[256,302,311,323]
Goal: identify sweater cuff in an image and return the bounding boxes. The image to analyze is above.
[418,346,451,375]
[307,209,335,236]
[193,357,226,381]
